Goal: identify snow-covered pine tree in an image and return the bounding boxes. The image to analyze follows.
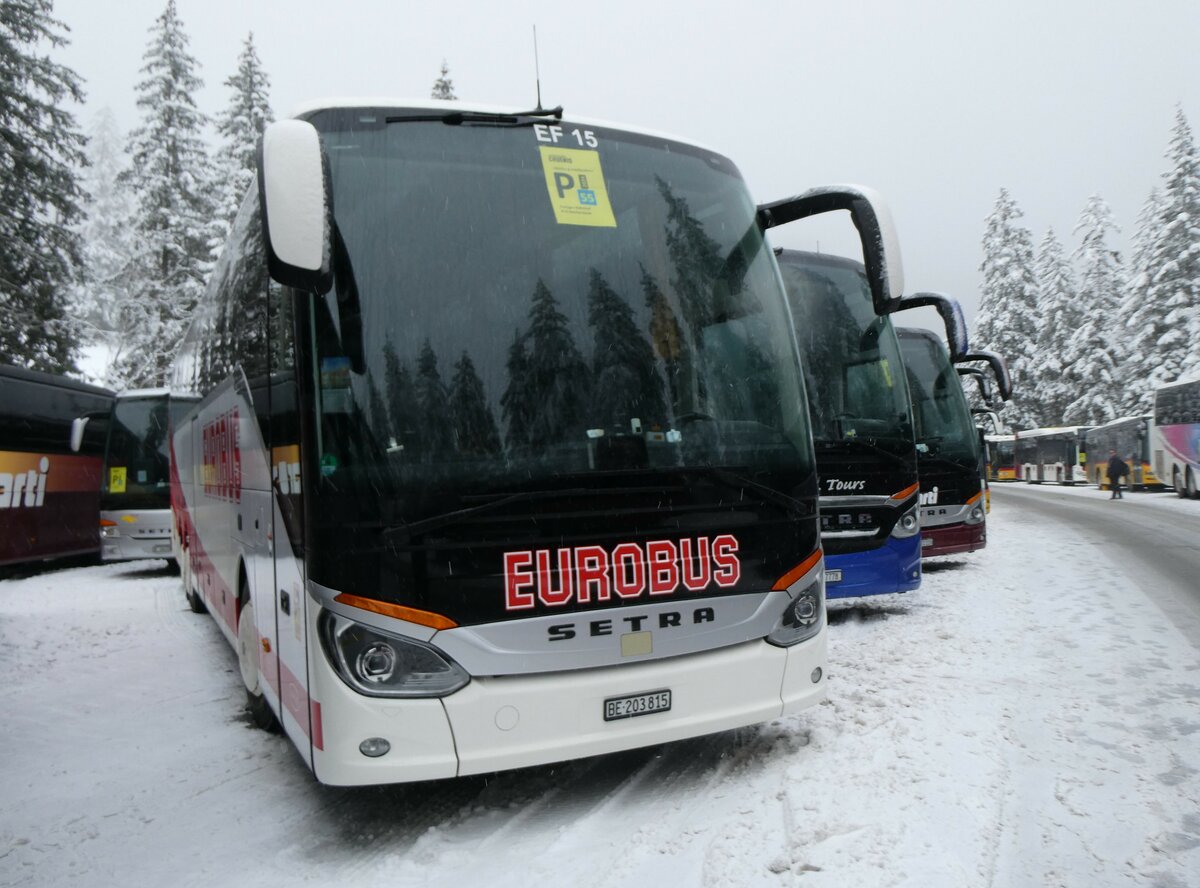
[1118,188,1168,413]
[208,33,272,268]
[1062,196,1122,425]
[73,108,136,350]
[448,352,501,456]
[431,61,457,100]
[587,268,667,429]
[1030,228,1077,422]
[1141,107,1200,388]
[113,0,213,388]
[0,0,88,373]
[974,189,1043,428]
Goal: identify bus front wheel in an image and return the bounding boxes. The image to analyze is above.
[237,591,278,732]
[1175,467,1188,499]
[1188,468,1199,500]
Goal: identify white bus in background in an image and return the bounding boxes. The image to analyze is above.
[169,99,906,785]
[97,390,198,563]
[1151,376,1200,498]
[1014,426,1091,485]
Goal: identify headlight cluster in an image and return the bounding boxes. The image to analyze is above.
[890,504,921,539]
[965,503,986,525]
[319,611,469,698]
[767,579,824,647]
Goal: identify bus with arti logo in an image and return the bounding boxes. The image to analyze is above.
[775,253,965,598]
[0,364,114,569]
[1151,376,1200,498]
[95,390,199,563]
[169,99,904,785]
[898,325,997,557]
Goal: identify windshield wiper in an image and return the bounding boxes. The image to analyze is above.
[385,106,564,127]
[671,466,813,518]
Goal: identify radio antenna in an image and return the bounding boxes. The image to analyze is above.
[533,25,543,112]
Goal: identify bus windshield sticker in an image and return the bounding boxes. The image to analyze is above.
[538,146,617,228]
[319,356,353,414]
[109,466,126,493]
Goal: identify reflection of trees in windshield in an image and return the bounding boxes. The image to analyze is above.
[587,268,666,430]
[449,353,501,456]
[501,279,592,452]
[383,341,421,455]
[415,339,454,458]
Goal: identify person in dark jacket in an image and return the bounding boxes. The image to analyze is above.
[1106,450,1129,499]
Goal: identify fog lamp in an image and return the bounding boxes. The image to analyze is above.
[359,737,391,758]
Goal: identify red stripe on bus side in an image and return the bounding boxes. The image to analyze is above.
[280,659,318,748]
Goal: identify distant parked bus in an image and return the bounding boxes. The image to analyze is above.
[1151,377,1200,498]
[897,326,987,557]
[0,364,114,568]
[1085,414,1162,491]
[984,434,1016,482]
[1014,426,1090,484]
[98,390,199,563]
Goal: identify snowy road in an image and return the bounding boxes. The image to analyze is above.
[991,483,1200,645]
[1,494,1198,888]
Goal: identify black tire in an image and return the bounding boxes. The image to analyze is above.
[1175,468,1187,499]
[186,586,206,614]
[237,585,279,732]
[1188,468,1199,500]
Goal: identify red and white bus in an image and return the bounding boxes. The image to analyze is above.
[1,364,114,569]
[169,100,905,785]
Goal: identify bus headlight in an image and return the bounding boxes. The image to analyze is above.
[319,611,469,698]
[767,580,824,647]
[966,504,986,525]
[890,504,921,539]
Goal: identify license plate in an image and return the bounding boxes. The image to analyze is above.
[604,689,671,721]
[153,544,172,554]
[824,569,842,582]
[921,538,933,548]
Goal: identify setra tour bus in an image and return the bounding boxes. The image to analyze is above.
[1014,426,1090,484]
[169,99,905,785]
[1084,414,1162,491]
[774,250,921,599]
[898,320,990,557]
[1151,376,1200,498]
[96,390,199,563]
[1,364,114,569]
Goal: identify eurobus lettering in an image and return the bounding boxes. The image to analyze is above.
[169,99,906,785]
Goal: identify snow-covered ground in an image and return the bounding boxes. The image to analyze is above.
[1,499,1198,888]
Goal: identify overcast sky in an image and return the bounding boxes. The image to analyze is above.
[51,0,1200,328]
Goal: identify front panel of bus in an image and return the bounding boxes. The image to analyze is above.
[776,251,920,598]
[100,394,195,561]
[897,329,985,557]
[174,105,833,784]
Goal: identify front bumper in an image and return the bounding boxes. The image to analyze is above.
[823,536,922,599]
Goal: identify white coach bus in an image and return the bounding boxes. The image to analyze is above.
[1151,376,1200,498]
[169,99,903,785]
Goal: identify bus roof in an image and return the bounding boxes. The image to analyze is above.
[1155,374,1200,392]
[0,362,114,398]
[1014,426,1091,438]
[286,97,727,159]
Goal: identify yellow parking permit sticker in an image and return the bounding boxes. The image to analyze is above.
[110,466,127,493]
[539,146,616,227]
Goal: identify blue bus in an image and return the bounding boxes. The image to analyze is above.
[775,250,921,598]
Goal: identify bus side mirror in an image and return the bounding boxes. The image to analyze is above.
[70,417,88,453]
[258,120,333,293]
[895,293,969,360]
[958,366,993,404]
[957,350,1013,401]
[757,185,904,315]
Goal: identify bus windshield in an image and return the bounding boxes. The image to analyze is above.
[301,109,814,543]
[776,251,913,456]
[898,330,979,467]
[101,396,173,509]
